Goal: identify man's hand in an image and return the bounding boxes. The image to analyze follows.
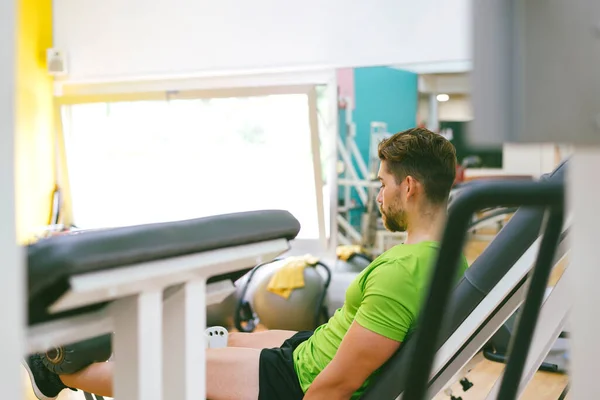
[303,321,401,400]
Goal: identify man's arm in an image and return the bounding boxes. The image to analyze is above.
[303,321,401,400]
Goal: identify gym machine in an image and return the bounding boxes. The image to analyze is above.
[358,160,570,399]
[386,0,600,398]
[25,210,301,400]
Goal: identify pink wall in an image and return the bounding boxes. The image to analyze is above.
[336,68,355,109]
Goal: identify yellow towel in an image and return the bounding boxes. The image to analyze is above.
[267,254,319,299]
[336,244,365,261]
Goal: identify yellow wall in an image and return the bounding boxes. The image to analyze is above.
[15,0,55,243]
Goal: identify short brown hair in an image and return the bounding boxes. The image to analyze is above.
[378,127,457,204]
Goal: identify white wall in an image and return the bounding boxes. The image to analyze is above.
[462,144,558,179]
[418,95,473,122]
[418,73,471,94]
[502,143,558,178]
[53,0,471,83]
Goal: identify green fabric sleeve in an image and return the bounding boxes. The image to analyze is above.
[354,258,418,342]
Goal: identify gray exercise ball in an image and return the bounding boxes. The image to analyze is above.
[252,265,327,332]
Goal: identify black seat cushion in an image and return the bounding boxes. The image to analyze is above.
[28,210,300,326]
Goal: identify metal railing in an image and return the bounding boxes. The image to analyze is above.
[403,179,565,400]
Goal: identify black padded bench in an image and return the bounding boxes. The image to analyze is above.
[26,209,300,400]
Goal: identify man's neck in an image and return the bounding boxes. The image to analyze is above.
[403,205,447,245]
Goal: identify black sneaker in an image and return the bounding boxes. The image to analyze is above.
[22,354,75,400]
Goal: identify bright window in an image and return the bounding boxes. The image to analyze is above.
[62,92,328,240]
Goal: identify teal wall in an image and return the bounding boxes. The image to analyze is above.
[353,66,418,164]
[338,66,418,223]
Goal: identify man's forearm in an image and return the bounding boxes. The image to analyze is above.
[304,383,355,400]
[303,370,359,400]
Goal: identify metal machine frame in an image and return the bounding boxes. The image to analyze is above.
[430,238,570,400]
[402,180,567,400]
[27,238,289,400]
[467,1,599,397]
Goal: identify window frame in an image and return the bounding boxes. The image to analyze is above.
[54,70,339,253]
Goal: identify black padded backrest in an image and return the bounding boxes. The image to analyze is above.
[360,160,568,399]
[27,209,300,325]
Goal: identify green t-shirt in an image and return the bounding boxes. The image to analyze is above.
[292,241,469,398]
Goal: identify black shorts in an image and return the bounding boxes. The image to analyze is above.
[258,330,313,400]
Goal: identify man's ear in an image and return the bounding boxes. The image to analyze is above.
[405,176,419,199]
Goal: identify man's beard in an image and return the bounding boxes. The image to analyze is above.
[380,205,407,232]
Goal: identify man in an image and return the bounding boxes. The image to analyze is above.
[24,127,469,400]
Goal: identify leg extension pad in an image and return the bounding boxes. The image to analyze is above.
[42,327,227,375]
[42,333,113,375]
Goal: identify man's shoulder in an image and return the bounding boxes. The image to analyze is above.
[365,241,444,282]
[363,253,416,284]
[372,242,437,269]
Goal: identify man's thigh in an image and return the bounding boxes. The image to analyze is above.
[207,347,261,400]
[228,330,297,349]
